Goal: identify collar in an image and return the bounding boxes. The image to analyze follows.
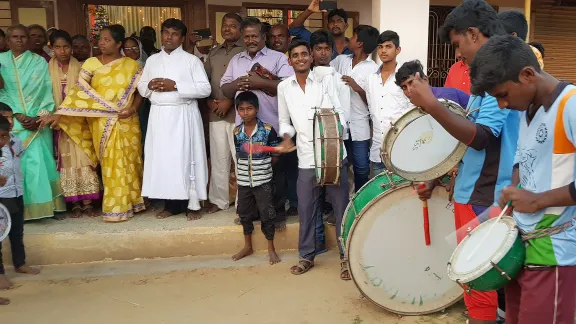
[290,71,314,85]
[218,39,244,50]
[240,46,269,59]
[240,119,264,134]
[162,45,184,55]
[543,81,572,111]
[376,63,399,75]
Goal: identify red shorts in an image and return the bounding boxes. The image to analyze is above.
[454,202,499,321]
[505,266,576,324]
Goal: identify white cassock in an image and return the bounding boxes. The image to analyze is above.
[137,46,211,210]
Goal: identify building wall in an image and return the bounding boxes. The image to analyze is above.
[0,1,10,31]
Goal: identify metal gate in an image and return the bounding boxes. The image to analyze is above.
[427,6,457,87]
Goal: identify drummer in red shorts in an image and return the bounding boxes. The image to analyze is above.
[410,1,518,323]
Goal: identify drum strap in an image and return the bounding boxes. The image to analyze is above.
[518,221,573,242]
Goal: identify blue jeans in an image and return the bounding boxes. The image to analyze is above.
[372,162,386,176]
[344,139,370,191]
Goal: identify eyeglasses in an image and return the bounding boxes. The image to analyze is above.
[124,47,139,52]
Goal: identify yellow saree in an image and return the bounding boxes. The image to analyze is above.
[58,57,145,222]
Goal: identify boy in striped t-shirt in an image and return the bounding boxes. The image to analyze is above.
[232,91,281,265]
[470,35,576,324]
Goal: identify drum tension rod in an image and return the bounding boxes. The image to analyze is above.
[454,279,471,294]
[490,261,512,281]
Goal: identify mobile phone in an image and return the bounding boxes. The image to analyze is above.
[193,28,212,39]
[320,0,338,11]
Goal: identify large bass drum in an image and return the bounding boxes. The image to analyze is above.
[341,172,462,315]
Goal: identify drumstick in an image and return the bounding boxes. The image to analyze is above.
[466,184,521,261]
[419,183,431,246]
[241,142,296,153]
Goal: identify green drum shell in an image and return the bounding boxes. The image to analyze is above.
[340,172,407,250]
[466,236,526,292]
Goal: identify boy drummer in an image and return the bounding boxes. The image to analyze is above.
[277,39,351,280]
[412,1,516,323]
[469,35,576,324]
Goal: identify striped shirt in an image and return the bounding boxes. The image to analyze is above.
[234,119,279,187]
[514,82,576,266]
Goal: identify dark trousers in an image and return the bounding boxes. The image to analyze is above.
[272,155,288,222]
[297,161,349,261]
[285,149,299,208]
[0,196,25,274]
[237,182,276,241]
[164,199,188,215]
[344,138,370,191]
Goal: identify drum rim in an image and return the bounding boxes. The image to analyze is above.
[345,182,464,315]
[339,172,408,249]
[381,99,468,182]
[447,216,519,283]
[312,108,344,185]
[0,203,11,242]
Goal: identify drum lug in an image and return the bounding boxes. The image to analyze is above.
[455,279,471,295]
[389,121,398,133]
[490,261,512,281]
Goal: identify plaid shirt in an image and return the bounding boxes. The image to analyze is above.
[234,119,279,187]
[0,134,24,198]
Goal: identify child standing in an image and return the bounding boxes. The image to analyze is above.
[470,35,576,324]
[0,104,40,293]
[231,91,281,265]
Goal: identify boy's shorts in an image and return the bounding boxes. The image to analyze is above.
[505,266,576,324]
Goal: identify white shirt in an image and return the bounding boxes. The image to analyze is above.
[366,66,410,163]
[331,54,379,141]
[278,68,348,169]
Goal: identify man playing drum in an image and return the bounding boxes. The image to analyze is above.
[277,39,351,280]
[412,1,518,323]
[469,35,576,324]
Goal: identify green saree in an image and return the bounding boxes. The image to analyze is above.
[0,51,65,220]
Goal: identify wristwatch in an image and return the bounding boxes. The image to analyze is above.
[174,83,178,90]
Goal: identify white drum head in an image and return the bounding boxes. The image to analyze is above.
[382,100,467,182]
[0,203,11,242]
[347,184,463,315]
[448,217,518,283]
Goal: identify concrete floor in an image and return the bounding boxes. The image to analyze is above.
[2,251,466,324]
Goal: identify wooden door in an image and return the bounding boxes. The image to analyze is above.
[11,0,55,28]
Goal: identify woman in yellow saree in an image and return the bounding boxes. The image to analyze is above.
[41,25,146,222]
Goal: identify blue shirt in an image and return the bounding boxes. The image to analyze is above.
[0,134,24,198]
[289,26,353,61]
[454,94,520,206]
[431,87,470,109]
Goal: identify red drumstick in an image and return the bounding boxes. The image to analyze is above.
[241,142,296,153]
[419,183,431,246]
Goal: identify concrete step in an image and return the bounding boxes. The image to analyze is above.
[3,209,338,265]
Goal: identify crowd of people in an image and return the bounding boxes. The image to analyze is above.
[0,1,575,324]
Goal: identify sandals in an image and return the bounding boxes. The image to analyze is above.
[340,261,351,281]
[70,204,82,218]
[82,204,98,217]
[290,259,314,275]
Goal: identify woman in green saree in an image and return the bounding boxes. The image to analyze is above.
[0,24,65,220]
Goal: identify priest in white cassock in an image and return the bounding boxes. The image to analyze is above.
[137,18,211,220]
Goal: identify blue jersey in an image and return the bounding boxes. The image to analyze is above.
[454,94,520,206]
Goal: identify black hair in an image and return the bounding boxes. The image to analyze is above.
[161,18,188,36]
[49,29,72,46]
[328,9,348,22]
[0,29,5,38]
[0,115,9,133]
[235,91,260,109]
[395,60,425,86]
[377,30,400,47]
[241,17,265,36]
[72,34,89,43]
[529,41,545,58]
[123,36,139,47]
[288,38,310,56]
[353,25,379,54]
[28,24,46,34]
[498,10,528,41]
[140,26,156,38]
[310,29,334,49]
[439,0,506,43]
[469,35,540,96]
[0,102,12,113]
[102,24,126,44]
[223,12,243,25]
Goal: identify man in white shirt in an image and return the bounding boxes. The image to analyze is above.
[331,25,380,191]
[365,30,410,175]
[137,19,211,220]
[278,39,351,280]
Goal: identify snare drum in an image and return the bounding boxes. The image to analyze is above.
[381,99,467,182]
[313,108,344,185]
[0,203,11,242]
[341,172,463,315]
[448,217,526,292]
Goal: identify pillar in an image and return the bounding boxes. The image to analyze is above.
[371,0,430,71]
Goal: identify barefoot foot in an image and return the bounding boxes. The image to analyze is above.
[187,210,202,221]
[232,247,253,261]
[206,204,222,214]
[0,274,13,290]
[156,210,173,219]
[269,250,281,265]
[14,265,40,275]
[0,297,9,305]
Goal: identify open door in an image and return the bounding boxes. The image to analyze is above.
[12,0,55,28]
